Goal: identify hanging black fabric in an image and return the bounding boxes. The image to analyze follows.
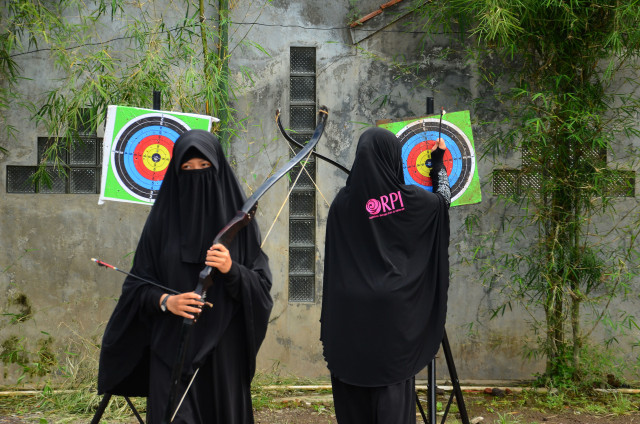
[321,127,450,387]
[97,130,272,422]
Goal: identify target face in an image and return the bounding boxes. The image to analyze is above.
[111,113,189,201]
[397,118,475,203]
[99,105,216,206]
[378,110,481,207]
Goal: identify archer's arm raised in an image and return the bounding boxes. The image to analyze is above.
[430,138,451,207]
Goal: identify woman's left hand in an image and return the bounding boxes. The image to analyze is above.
[205,243,232,274]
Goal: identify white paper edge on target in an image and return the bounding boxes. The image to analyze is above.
[98,105,118,205]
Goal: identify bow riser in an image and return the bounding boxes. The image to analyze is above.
[196,204,259,297]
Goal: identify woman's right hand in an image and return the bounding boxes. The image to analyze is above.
[430,137,447,164]
[162,292,204,319]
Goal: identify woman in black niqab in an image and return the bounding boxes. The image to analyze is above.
[97,129,273,423]
[320,127,451,423]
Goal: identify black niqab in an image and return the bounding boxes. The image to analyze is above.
[149,129,241,265]
[320,127,450,387]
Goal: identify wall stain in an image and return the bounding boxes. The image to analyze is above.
[0,334,56,378]
[6,292,33,323]
[276,336,293,348]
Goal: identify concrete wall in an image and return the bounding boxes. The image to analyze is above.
[229,0,550,381]
[1,0,639,387]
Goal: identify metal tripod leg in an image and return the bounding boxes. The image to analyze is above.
[125,396,145,423]
[417,329,470,424]
[91,394,111,424]
[427,359,437,423]
[91,393,144,424]
[441,330,470,424]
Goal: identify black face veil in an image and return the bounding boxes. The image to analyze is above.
[321,127,450,386]
[148,129,246,264]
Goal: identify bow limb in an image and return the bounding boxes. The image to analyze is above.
[260,146,316,247]
[162,106,329,423]
[271,108,352,239]
[276,109,350,175]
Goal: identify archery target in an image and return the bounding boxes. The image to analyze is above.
[397,118,475,203]
[111,113,190,201]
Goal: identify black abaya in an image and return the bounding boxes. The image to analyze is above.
[320,127,450,417]
[97,130,273,423]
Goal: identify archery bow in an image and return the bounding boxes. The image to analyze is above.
[277,107,445,179]
[162,106,329,423]
[438,107,446,143]
[421,107,446,171]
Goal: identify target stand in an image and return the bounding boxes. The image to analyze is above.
[91,393,144,424]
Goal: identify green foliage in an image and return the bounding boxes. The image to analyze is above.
[0,0,264,184]
[494,412,521,424]
[347,0,362,26]
[0,0,67,151]
[415,0,640,382]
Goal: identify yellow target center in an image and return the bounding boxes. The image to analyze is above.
[142,144,171,172]
[416,150,432,177]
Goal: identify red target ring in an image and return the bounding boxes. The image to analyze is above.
[132,135,175,181]
[406,140,453,186]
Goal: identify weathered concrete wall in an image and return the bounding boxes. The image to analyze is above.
[229,0,640,382]
[227,1,545,381]
[1,0,639,388]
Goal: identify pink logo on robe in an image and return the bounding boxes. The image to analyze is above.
[366,191,405,219]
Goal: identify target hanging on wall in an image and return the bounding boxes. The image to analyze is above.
[99,105,217,206]
[378,110,481,207]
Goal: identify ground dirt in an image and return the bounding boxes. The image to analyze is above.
[251,391,640,424]
[1,390,639,423]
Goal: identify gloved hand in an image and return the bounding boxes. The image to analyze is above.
[429,138,447,165]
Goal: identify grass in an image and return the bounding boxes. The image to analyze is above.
[0,388,146,423]
[464,388,640,423]
[0,376,639,423]
[494,412,522,424]
[251,370,333,411]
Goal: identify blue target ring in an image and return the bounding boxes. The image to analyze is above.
[121,125,181,192]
